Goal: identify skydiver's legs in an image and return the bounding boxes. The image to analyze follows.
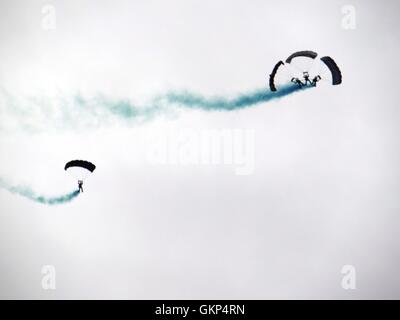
[297,80,304,88]
[78,180,83,193]
[304,79,312,86]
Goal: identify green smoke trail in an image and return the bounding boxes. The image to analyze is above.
[165,84,308,111]
[0,84,309,132]
[71,85,307,126]
[0,85,307,203]
[0,178,79,205]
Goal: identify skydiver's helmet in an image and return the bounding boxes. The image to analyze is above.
[303,71,310,79]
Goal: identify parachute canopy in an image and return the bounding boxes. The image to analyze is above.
[65,160,96,172]
[269,60,284,92]
[285,50,318,63]
[65,160,96,181]
[320,56,342,85]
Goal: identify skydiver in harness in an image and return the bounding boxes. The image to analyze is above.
[291,72,312,88]
[291,72,322,88]
[78,180,83,193]
[311,75,322,86]
[302,72,313,86]
[291,77,304,88]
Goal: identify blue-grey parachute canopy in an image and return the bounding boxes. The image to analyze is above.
[65,160,96,181]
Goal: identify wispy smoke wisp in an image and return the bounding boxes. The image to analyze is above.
[0,178,79,205]
[0,85,308,132]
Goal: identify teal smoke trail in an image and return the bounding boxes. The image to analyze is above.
[0,84,310,131]
[166,84,307,111]
[0,178,79,205]
[94,84,308,121]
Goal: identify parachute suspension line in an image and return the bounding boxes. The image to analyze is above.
[317,63,332,85]
[285,63,304,77]
[308,57,321,76]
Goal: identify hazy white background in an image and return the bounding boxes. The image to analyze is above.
[0,0,399,299]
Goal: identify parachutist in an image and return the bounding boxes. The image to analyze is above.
[65,160,96,194]
[303,72,313,86]
[291,73,322,88]
[78,180,83,193]
[311,75,322,86]
[291,77,304,88]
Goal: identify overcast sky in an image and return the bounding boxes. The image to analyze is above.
[0,0,400,299]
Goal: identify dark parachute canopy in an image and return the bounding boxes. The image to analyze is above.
[65,160,96,172]
[285,50,318,63]
[269,60,284,92]
[65,160,96,181]
[320,56,342,85]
